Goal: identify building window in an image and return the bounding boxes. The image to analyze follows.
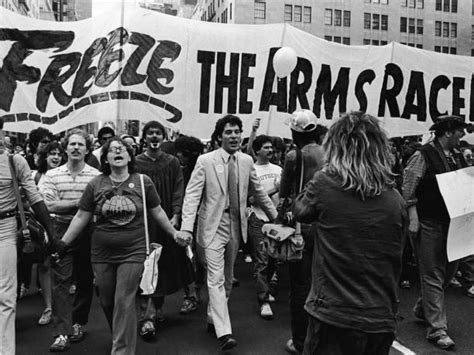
[325,9,332,25]
[381,40,388,45]
[334,36,341,43]
[372,14,380,30]
[381,15,388,30]
[409,18,415,33]
[365,0,371,3]
[254,1,265,19]
[443,22,449,37]
[471,49,474,57]
[372,39,380,45]
[435,21,441,36]
[303,7,311,23]
[450,47,456,54]
[472,25,474,40]
[373,0,380,3]
[324,35,332,41]
[443,0,449,12]
[343,37,350,45]
[450,23,457,37]
[436,0,441,10]
[294,5,301,22]
[230,3,232,20]
[416,44,423,48]
[334,9,342,26]
[364,13,371,29]
[435,46,441,52]
[381,0,388,3]
[284,5,292,22]
[417,0,424,8]
[452,0,457,12]
[409,0,415,7]
[401,0,407,6]
[363,39,371,45]
[417,19,423,34]
[400,17,407,32]
[343,10,351,27]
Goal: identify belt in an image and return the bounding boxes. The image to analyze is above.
[0,209,17,220]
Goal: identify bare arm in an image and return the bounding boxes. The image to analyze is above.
[61,210,92,245]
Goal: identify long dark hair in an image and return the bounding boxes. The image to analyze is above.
[36,141,64,174]
[99,136,136,176]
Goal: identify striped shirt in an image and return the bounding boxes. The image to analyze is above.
[38,163,100,223]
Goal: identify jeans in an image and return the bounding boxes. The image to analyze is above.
[303,316,394,355]
[0,217,17,355]
[414,219,459,339]
[247,214,277,304]
[458,255,474,286]
[289,224,314,352]
[93,262,143,355]
[51,221,93,337]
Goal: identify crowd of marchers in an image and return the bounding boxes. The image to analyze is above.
[0,110,473,355]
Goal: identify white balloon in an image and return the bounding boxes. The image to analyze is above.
[273,47,298,78]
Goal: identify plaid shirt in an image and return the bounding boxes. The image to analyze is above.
[38,163,99,223]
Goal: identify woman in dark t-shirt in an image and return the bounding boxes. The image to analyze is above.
[53,137,188,355]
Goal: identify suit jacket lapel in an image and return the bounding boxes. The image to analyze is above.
[237,152,245,199]
[214,149,226,194]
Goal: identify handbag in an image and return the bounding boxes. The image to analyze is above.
[261,148,305,262]
[139,174,163,295]
[8,155,48,255]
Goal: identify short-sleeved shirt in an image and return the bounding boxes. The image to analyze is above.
[252,163,282,222]
[38,164,100,223]
[79,173,160,263]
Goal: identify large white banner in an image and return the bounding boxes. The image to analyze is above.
[1,7,474,138]
[437,167,474,261]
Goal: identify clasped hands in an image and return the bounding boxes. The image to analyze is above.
[174,230,192,247]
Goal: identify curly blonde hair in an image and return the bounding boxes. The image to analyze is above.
[324,111,395,200]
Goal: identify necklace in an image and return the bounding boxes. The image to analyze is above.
[110,175,129,190]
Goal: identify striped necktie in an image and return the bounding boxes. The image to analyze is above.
[228,155,239,216]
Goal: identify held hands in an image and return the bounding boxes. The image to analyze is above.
[49,239,69,264]
[174,230,192,247]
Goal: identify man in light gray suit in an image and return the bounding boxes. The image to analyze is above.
[179,115,277,350]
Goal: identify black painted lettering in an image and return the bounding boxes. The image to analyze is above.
[288,57,312,113]
[214,52,239,114]
[122,32,155,86]
[452,76,465,119]
[197,50,215,114]
[146,40,181,95]
[96,27,129,87]
[239,53,255,114]
[429,75,450,119]
[401,71,426,121]
[312,64,349,119]
[355,69,375,112]
[378,63,403,118]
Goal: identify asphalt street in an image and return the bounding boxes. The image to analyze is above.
[15,254,474,355]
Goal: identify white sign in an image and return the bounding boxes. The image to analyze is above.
[1,7,474,138]
[436,166,474,261]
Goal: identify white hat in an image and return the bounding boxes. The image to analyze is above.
[289,109,317,132]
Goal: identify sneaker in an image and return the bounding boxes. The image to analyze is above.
[70,323,84,343]
[260,303,273,320]
[219,334,237,350]
[429,334,455,350]
[49,335,70,352]
[180,297,198,315]
[139,320,156,341]
[285,339,300,354]
[268,294,276,303]
[449,278,462,288]
[244,255,252,263]
[69,284,76,295]
[467,285,474,298]
[38,308,52,326]
[155,308,165,323]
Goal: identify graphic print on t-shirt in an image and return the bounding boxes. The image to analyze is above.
[101,193,137,226]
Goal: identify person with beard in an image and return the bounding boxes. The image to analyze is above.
[402,115,470,350]
[39,129,100,352]
[134,121,193,339]
[178,115,277,350]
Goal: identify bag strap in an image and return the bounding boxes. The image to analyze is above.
[295,150,305,236]
[140,174,150,256]
[8,155,28,232]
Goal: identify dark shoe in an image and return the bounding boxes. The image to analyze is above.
[207,322,216,336]
[219,334,237,350]
[49,335,70,352]
[139,320,156,341]
[155,308,165,323]
[232,277,240,287]
[399,280,411,289]
[180,297,198,315]
[429,334,455,350]
[413,305,426,322]
[69,323,84,343]
[285,339,301,354]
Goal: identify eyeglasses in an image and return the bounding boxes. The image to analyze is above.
[108,146,127,154]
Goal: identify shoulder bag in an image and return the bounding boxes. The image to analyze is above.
[139,174,163,295]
